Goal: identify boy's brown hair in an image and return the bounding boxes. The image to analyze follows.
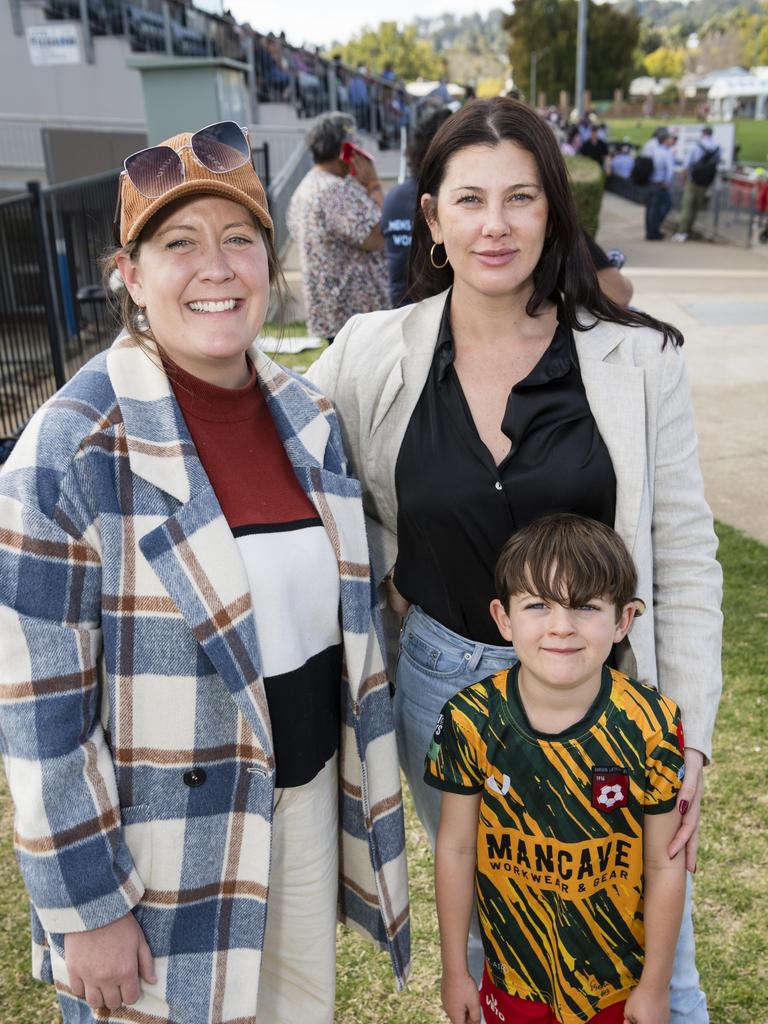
[494,513,638,618]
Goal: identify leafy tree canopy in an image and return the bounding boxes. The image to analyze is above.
[504,0,640,102]
[644,45,687,78]
[336,22,446,80]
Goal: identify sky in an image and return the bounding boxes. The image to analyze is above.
[220,1,500,50]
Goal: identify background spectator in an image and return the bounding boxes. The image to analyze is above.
[611,142,635,179]
[674,126,720,242]
[380,106,453,307]
[642,127,677,240]
[287,113,388,341]
[580,124,609,171]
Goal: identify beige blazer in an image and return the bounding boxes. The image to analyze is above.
[308,290,723,759]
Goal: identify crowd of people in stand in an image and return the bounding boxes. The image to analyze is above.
[0,98,722,1024]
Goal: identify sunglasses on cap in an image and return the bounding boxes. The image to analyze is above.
[123,120,251,197]
[112,121,254,244]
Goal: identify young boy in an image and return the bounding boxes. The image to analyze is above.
[425,514,686,1024]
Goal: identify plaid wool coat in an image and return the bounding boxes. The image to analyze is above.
[0,335,410,1022]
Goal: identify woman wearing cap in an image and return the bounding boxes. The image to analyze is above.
[0,122,409,1023]
[308,98,721,1021]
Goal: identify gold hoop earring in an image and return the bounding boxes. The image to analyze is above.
[430,242,449,269]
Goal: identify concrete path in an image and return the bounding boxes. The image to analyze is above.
[597,192,768,545]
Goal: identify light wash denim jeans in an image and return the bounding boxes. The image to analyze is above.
[394,604,709,1021]
[393,605,520,983]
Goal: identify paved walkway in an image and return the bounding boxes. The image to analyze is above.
[597,192,768,545]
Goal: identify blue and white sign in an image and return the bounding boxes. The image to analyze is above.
[26,24,81,66]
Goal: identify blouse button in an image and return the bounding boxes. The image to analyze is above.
[494,481,503,491]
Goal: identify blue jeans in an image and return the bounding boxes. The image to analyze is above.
[394,605,519,983]
[394,604,709,1021]
[670,874,709,1023]
[646,183,672,238]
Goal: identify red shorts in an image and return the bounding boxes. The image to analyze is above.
[480,967,626,1024]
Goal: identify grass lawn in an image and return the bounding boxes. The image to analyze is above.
[605,117,768,163]
[1,521,765,1021]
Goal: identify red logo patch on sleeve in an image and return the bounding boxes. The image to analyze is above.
[591,766,629,811]
[676,719,685,753]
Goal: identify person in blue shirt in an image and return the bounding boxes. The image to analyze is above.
[380,107,453,307]
[348,69,370,132]
[643,128,677,240]
[611,143,635,179]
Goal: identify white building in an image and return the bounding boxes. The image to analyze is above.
[708,67,768,121]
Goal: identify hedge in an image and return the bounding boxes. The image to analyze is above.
[565,155,605,237]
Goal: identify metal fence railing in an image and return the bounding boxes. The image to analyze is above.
[606,171,768,248]
[0,191,61,439]
[0,143,270,445]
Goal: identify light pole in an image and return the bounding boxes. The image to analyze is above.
[575,0,588,116]
[530,46,550,108]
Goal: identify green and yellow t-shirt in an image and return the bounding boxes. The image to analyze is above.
[425,665,684,1024]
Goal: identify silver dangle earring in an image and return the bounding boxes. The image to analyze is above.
[135,306,149,332]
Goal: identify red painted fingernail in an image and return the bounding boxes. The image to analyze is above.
[679,800,689,815]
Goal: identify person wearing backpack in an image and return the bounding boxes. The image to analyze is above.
[674,127,720,242]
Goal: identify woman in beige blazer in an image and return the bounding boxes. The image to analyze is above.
[308,98,721,1022]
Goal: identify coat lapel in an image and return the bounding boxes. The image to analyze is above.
[108,336,273,759]
[574,321,646,552]
[255,352,374,702]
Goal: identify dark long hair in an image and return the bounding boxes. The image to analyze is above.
[407,98,683,347]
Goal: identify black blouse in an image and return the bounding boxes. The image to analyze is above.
[394,297,617,645]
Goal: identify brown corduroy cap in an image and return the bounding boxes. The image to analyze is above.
[118,130,273,246]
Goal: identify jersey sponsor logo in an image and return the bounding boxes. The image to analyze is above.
[479,829,638,898]
[591,766,629,811]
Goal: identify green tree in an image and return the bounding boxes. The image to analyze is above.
[503,0,640,103]
[337,22,445,80]
[643,46,686,79]
[756,17,768,64]
[695,4,764,70]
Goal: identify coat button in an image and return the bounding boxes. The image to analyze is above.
[183,768,207,787]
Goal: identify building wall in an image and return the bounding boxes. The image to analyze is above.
[0,1,146,184]
[1,2,145,121]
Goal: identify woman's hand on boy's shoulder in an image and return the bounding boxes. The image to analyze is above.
[441,970,481,1024]
[622,980,670,1024]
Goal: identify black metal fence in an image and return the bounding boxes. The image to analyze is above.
[0,144,270,445]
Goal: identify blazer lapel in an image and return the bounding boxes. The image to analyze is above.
[575,322,646,552]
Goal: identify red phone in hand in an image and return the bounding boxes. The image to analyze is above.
[341,141,374,175]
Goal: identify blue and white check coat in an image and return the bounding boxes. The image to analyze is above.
[0,335,410,1022]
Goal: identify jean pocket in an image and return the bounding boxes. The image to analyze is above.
[400,626,469,679]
